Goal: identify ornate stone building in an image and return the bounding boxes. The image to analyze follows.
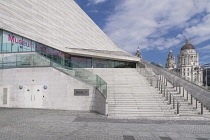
[165,50,176,69]
[136,47,142,59]
[177,39,203,84]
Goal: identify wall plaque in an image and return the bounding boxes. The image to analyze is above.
[74,89,89,96]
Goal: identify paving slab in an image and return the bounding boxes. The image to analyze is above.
[0,108,210,140]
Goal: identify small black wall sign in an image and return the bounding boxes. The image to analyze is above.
[74,89,89,96]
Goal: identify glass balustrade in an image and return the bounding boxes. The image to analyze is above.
[0,53,107,97]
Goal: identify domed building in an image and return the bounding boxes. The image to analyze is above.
[166,50,176,69]
[177,38,203,84]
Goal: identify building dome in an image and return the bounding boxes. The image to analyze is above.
[181,38,195,50]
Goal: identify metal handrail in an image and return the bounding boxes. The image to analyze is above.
[136,64,181,114]
[139,60,210,113]
[141,59,209,90]
[157,78,181,114]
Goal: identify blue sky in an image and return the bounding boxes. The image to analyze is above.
[75,0,210,66]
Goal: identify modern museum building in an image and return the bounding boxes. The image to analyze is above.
[0,0,139,114]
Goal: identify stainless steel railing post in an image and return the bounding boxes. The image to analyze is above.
[173,97,175,109]
[196,99,197,109]
[177,102,180,114]
[201,103,203,114]
[169,94,171,104]
[191,95,193,105]
[183,87,184,97]
[187,91,188,101]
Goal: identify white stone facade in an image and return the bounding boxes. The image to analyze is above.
[0,67,106,114]
[178,39,203,84]
[165,50,176,69]
[0,0,138,61]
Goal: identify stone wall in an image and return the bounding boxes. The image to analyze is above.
[0,67,106,113]
[0,0,138,61]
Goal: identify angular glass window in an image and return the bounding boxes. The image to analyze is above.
[71,56,79,68]
[2,31,12,52]
[45,47,53,59]
[64,53,71,68]
[52,49,62,64]
[86,58,92,68]
[108,60,114,68]
[0,30,2,52]
[114,61,120,68]
[92,58,108,68]
[22,37,33,52]
[35,43,45,58]
[31,41,36,51]
[78,57,87,68]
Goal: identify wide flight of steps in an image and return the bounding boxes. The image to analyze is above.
[53,66,210,118]
[88,68,176,118]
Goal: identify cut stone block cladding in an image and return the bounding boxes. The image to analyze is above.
[0,67,105,114]
[0,0,138,61]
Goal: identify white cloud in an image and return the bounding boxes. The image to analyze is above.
[198,45,210,51]
[200,55,210,59]
[200,54,210,65]
[88,0,108,4]
[103,0,210,53]
[183,14,210,45]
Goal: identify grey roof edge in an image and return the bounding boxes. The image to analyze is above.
[65,48,140,62]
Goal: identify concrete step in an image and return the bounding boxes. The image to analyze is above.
[107,98,163,101]
[108,113,174,117]
[108,101,164,104]
[108,109,174,113]
[90,68,203,118]
[107,96,162,98]
[108,111,167,114]
[108,105,170,108]
[107,97,164,100]
[108,97,164,99]
[109,108,172,111]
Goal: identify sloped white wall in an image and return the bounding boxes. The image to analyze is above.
[0,0,138,61]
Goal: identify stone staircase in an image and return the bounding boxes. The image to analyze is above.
[55,67,210,118]
[88,68,175,118]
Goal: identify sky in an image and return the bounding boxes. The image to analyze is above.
[75,0,210,66]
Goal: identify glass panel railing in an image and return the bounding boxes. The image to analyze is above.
[51,61,107,97]
[0,53,51,67]
[0,53,107,97]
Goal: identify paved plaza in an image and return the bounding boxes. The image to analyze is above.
[0,108,210,140]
